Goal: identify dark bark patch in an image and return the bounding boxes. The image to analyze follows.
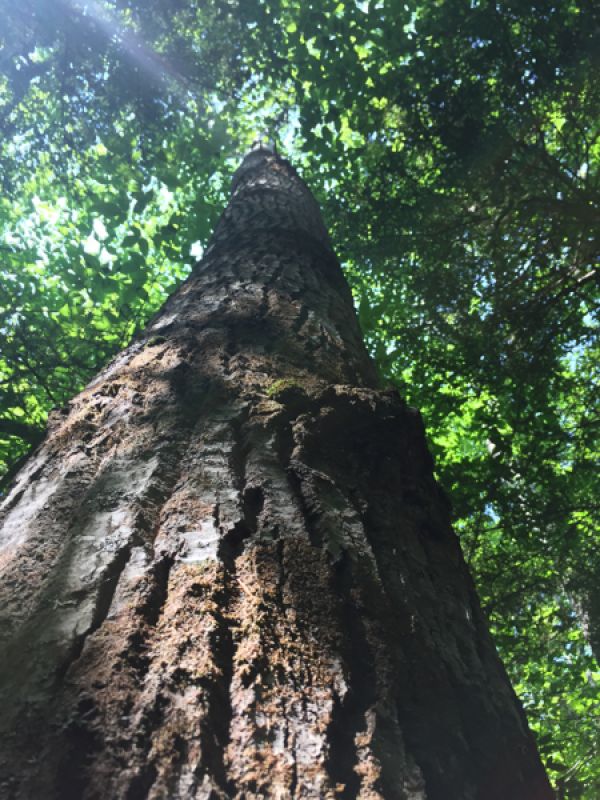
[126,763,158,800]
[326,553,377,799]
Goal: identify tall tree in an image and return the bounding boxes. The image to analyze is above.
[0,146,552,799]
[1,1,598,793]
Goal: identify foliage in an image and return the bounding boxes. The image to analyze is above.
[0,0,598,794]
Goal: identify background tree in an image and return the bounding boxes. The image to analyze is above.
[0,0,598,794]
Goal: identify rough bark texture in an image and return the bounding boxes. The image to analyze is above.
[0,149,553,799]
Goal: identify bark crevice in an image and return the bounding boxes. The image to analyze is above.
[58,543,133,679]
[325,554,376,800]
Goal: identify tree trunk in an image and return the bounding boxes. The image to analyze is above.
[0,148,552,800]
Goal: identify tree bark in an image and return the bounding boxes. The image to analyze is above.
[0,148,552,799]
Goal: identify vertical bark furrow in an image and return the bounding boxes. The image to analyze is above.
[57,542,133,678]
[325,555,378,800]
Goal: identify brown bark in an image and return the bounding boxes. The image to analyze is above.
[0,148,552,799]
